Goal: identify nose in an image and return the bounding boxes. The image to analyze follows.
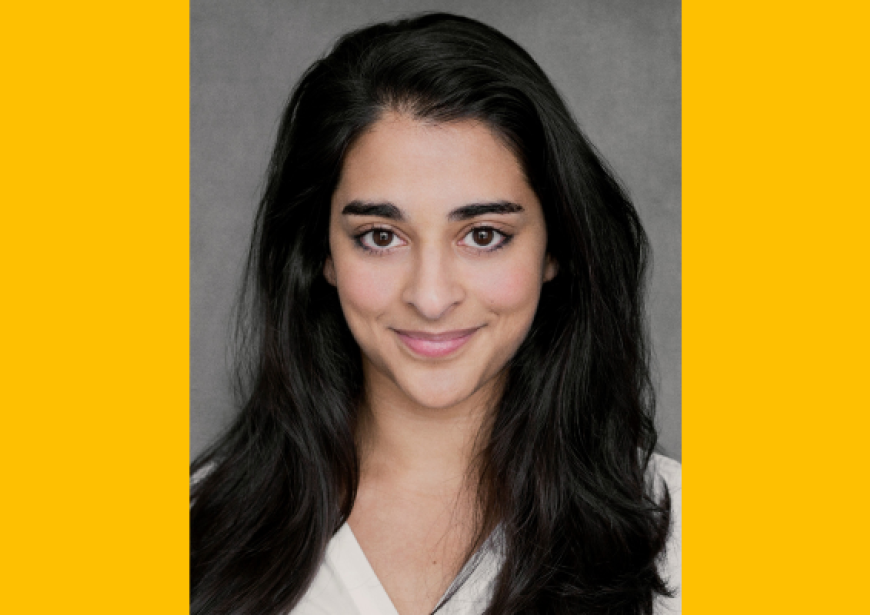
[402,244,464,320]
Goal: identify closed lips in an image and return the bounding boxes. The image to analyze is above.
[393,327,481,357]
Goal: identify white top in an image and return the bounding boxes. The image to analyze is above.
[290,453,682,614]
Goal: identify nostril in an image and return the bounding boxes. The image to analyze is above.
[401,248,466,320]
[403,275,463,320]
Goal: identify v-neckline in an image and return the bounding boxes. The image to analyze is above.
[327,524,401,615]
[327,523,503,615]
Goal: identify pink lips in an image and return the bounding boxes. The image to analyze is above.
[394,327,481,358]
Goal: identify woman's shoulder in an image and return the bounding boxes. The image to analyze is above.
[648,452,681,614]
[646,451,681,540]
[191,462,215,487]
[190,462,217,508]
[648,452,681,496]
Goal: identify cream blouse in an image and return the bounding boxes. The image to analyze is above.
[289,453,682,614]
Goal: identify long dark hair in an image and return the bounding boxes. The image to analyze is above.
[191,12,671,615]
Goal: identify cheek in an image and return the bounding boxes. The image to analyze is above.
[474,260,543,314]
[334,258,399,318]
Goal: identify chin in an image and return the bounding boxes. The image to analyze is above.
[404,384,476,410]
[394,365,495,411]
[360,350,502,412]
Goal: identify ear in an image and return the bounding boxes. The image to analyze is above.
[543,254,558,282]
[323,256,336,286]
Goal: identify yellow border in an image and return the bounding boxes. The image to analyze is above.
[1,2,189,612]
[685,1,869,612]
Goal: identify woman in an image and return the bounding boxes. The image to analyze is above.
[191,12,680,615]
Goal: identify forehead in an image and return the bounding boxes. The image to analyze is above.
[332,113,538,215]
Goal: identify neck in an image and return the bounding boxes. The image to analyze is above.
[356,368,500,496]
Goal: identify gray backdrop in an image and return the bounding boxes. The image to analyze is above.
[191,0,681,461]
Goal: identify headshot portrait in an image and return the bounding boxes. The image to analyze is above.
[191,2,681,614]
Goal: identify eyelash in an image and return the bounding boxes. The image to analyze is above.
[459,226,513,252]
[352,225,513,255]
[353,227,406,255]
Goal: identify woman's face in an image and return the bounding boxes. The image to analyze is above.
[326,112,556,411]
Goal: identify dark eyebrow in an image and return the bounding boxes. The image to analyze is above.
[448,201,525,221]
[341,200,524,222]
[341,200,405,221]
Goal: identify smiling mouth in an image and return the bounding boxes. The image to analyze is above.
[392,327,482,358]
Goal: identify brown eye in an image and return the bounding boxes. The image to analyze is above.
[472,229,494,246]
[373,230,393,246]
[460,227,508,251]
[359,229,402,251]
